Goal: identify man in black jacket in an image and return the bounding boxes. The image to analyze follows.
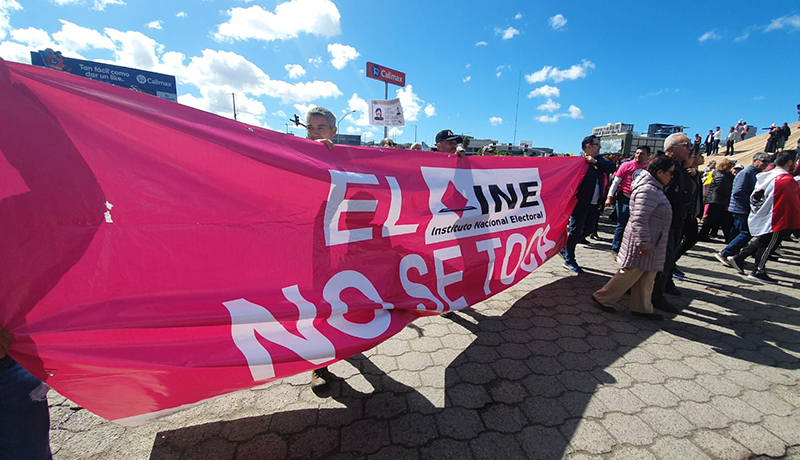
[559,135,616,273]
[652,133,693,313]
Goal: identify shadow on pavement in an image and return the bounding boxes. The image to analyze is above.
[150,275,663,459]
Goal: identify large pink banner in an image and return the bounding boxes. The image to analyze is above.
[0,59,587,425]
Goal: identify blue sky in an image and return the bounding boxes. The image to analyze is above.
[1,0,798,153]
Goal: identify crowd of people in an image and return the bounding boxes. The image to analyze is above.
[571,130,800,320]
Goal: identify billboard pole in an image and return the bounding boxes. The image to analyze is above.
[366,62,406,143]
[384,82,388,140]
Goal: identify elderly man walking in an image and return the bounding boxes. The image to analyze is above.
[652,133,693,313]
[559,135,616,273]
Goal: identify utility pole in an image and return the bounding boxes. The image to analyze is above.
[231,93,237,121]
[513,72,521,146]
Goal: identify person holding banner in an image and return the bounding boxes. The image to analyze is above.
[0,327,53,460]
[435,129,466,158]
[560,135,616,273]
[306,106,337,150]
[592,155,676,320]
[305,106,338,388]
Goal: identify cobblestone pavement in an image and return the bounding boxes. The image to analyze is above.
[48,231,800,459]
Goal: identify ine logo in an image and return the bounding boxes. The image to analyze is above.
[421,167,547,243]
[136,74,147,84]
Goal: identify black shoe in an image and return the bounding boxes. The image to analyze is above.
[673,267,686,277]
[665,285,682,296]
[653,298,679,313]
[590,234,602,241]
[311,367,329,389]
[748,271,777,284]
[578,238,590,245]
[727,256,745,275]
[591,295,616,313]
[632,311,664,321]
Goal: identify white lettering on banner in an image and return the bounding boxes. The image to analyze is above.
[325,170,379,246]
[421,166,546,244]
[475,238,502,295]
[433,246,468,310]
[225,225,558,382]
[382,176,418,237]
[323,270,394,339]
[223,287,336,381]
[399,254,445,312]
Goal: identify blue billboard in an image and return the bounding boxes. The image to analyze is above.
[30,48,177,102]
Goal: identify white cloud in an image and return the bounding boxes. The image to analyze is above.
[176,11,187,18]
[495,26,519,40]
[183,49,341,104]
[284,64,306,78]
[495,64,508,78]
[273,110,287,118]
[475,41,487,46]
[346,93,370,126]
[568,105,583,119]
[308,56,322,66]
[93,0,125,11]
[465,63,471,69]
[146,20,162,30]
[0,40,30,63]
[537,98,561,112]
[396,84,435,122]
[0,0,22,40]
[52,20,115,52]
[388,127,403,137]
[764,14,800,32]
[363,132,374,139]
[535,105,582,123]
[9,27,53,49]
[698,30,721,42]
[525,59,595,84]
[527,85,560,98]
[214,0,341,42]
[752,95,764,101]
[514,13,522,20]
[489,117,503,126]
[181,89,269,128]
[535,114,559,123]
[463,75,471,83]
[549,14,567,30]
[327,43,358,69]
[104,28,163,69]
[51,0,81,4]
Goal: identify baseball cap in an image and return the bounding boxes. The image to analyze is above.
[436,129,463,144]
[734,164,744,170]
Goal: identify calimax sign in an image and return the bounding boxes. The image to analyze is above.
[366,61,406,87]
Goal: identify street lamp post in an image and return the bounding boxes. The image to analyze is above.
[409,124,418,143]
[336,110,357,144]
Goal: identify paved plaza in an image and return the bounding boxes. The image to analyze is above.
[48,230,800,459]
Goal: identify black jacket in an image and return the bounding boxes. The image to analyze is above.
[705,170,734,206]
[575,156,616,205]
[663,163,692,229]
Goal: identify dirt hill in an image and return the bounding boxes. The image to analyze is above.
[715,121,800,166]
